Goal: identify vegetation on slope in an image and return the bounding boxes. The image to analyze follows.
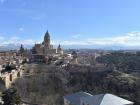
[96,51,140,73]
[12,62,140,105]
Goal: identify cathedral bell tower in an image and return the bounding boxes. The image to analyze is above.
[44,30,51,49]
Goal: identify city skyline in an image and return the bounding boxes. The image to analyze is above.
[0,0,140,48]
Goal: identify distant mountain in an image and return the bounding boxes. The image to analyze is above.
[61,45,140,50]
[0,43,140,51]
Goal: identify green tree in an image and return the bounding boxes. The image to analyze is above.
[70,103,74,105]
[2,88,20,105]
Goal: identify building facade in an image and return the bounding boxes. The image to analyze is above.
[33,31,63,55]
[32,31,63,62]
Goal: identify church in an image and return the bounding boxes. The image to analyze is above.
[33,31,63,55]
[31,31,63,62]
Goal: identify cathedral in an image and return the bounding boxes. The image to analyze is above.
[33,31,63,55]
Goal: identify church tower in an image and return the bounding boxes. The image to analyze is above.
[44,30,51,49]
[57,44,63,55]
[57,44,62,50]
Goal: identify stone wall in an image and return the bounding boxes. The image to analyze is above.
[1,70,23,88]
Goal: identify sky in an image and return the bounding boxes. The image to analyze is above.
[0,0,140,48]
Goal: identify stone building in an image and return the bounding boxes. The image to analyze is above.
[34,31,63,55]
[32,31,63,62]
[64,92,134,105]
[57,44,64,55]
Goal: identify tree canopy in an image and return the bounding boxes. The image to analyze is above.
[1,88,20,105]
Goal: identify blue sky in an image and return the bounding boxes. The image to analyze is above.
[0,0,140,47]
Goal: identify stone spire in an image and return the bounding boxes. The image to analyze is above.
[44,30,50,41]
[57,44,62,50]
[44,30,51,49]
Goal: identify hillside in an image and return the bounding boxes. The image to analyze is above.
[11,63,140,105]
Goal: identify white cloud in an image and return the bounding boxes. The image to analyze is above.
[0,36,35,46]
[0,8,33,14]
[62,32,140,46]
[20,39,34,45]
[30,13,46,20]
[0,36,4,40]
[10,37,19,40]
[19,27,24,31]
[72,34,83,38]
[1,31,140,47]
